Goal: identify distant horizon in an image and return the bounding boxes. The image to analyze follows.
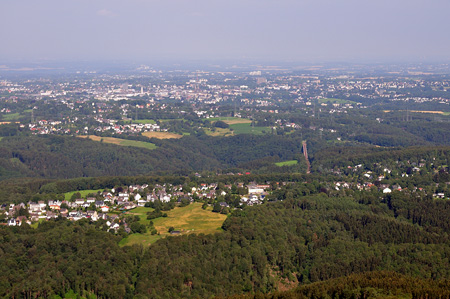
[1,59,450,72]
[2,58,450,65]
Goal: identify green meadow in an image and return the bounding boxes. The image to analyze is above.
[133,119,156,124]
[229,123,270,135]
[318,98,358,104]
[64,189,103,200]
[80,135,157,150]
[275,160,298,167]
[119,203,227,247]
[1,113,21,121]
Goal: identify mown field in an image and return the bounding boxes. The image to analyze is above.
[318,98,358,104]
[275,160,298,167]
[119,203,227,247]
[229,123,270,135]
[209,117,252,125]
[1,113,21,121]
[64,189,103,200]
[205,127,234,137]
[133,119,156,124]
[383,110,450,115]
[79,135,157,149]
[142,131,183,139]
[205,122,270,136]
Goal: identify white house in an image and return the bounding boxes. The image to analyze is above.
[75,199,85,206]
[248,185,264,194]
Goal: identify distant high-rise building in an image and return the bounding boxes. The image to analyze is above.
[256,77,267,84]
[249,71,262,76]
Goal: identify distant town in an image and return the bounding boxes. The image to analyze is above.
[1,63,449,138]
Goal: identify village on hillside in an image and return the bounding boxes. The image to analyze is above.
[3,153,450,232]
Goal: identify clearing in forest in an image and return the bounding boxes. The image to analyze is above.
[205,127,234,137]
[229,123,269,135]
[119,203,227,247]
[275,160,298,167]
[133,119,156,124]
[79,135,157,150]
[142,131,183,139]
[64,189,103,201]
[383,110,450,115]
[1,113,21,121]
[209,117,252,125]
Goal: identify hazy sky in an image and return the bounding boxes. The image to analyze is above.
[1,0,449,63]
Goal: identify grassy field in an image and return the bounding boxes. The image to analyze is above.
[119,203,227,247]
[126,206,155,224]
[30,218,45,229]
[64,189,103,200]
[205,127,234,137]
[205,122,270,136]
[208,117,252,125]
[61,290,97,299]
[142,131,183,139]
[1,113,21,121]
[384,110,450,115]
[79,135,157,150]
[133,119,156,124]
[159,119,183,123]
[229,123,269,135]
[275,160,298,167]
[318,98,357,104]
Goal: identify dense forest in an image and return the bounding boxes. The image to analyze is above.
[229,271,450,298]
[0,128,447,182]
[3,187,450,298]
[0,134,310,181]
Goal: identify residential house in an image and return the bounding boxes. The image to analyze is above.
[147,194,158,202]
[8,218,16,226]
[38,201,46,210]
[48,200,61,206]
[75,199,85,206]
[60,208,69,217]
[137,199,147,207]
[248,184,265,194]
[46,211,57,220]
[49,204,61,210]
[29,202,41,212]
[30,213,40,222]
[16,216,28,226]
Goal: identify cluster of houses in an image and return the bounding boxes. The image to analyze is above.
[28,121,72,135]
[1,182,272,228]
[2,199,119,229]
[3,166,449,230]
[92,118,161,135]
[332,160,450,199]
